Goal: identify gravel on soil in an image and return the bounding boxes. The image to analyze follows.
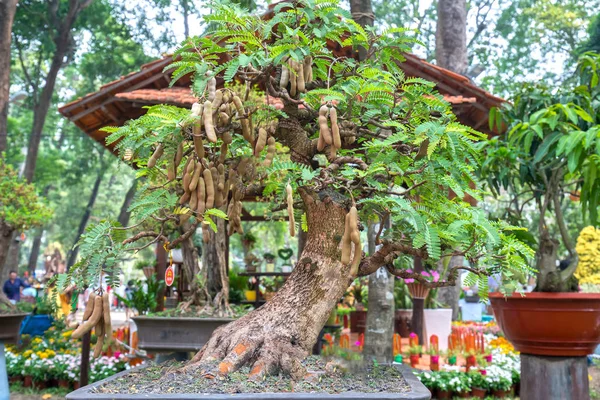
[94,357,411,395]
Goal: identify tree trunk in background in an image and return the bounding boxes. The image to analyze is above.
[23,0,92,182]
[179,221,202,304]
[411,257,425,345]
[66,162,106,269]
[435,0,468,75]
[0,0,18,155]
[181,0,190,38]
[203,216,227,299]
[364,222,395,363]
[437,256,462,320]
[27,185,52,275]
[349,0,374,60]
[297,228,307,258]
[117,179,137,227]
[0,224,15,282]
[435,0,468,319]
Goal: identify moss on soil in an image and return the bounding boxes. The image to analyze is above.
[94,357,411,395]
[148,305,252,319]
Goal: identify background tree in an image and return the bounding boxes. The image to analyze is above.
[0,0,18,155]
[56,0,532,377]
[481,52,600,292]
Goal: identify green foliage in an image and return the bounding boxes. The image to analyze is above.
[0,160,51,232]
[116,274,165,315]
[56,0,532,296]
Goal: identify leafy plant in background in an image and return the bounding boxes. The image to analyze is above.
[116,274,165,315]
[482,52,600,292]
[393,278,413,310]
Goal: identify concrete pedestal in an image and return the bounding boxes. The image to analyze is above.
[520,354,589,400]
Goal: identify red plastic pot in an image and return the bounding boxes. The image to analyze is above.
[409,354,419,367]
[471,387,487,398]
[490,292,600,356]
[435,389,451,399]
[492,388,509,398]
[58,379,70,389]
[23,376,32,388]
[34,380,46,390]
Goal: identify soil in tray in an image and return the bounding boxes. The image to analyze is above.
[148,304,252,319]
[94,357,411,395]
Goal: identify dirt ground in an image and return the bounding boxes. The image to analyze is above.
[10,395,65,400]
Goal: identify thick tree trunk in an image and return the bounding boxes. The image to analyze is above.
[179,222,205,309]
[364,222,394,363]
[189,189,353,377]
[437,256,462,320]
[435,0,468,75]
[66,163,106,269]
[0,0,18,156]
[349,0,374,61]
[0,224,14,282]
[117,179,137,227]
[534,232,572,292]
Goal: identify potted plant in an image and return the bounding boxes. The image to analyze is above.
[468,370,489,398]
[348,278,368,333]
[426,347,440,371]
[56,0,533,397]
[263,253,276,273]
[394,278,413,336]
[408,344,422,368]
[261,276,283,301]
[484,53,600,399]
[485,365,512,399]
[244,277,258,302]
[448,371,472,398]
[278,248,294,273]
[434,373,452,399]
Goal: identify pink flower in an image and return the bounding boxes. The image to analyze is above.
[421,271,431,277]
[480,369,487,375]
[405,278,415,283]
[409,333,417,338]
[431,271,440,282]
[114,351,121,358]
[354,341,361,346]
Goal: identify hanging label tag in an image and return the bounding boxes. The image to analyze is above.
[165,266,175,287]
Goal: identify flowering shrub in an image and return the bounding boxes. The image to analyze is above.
[403,269,440,284]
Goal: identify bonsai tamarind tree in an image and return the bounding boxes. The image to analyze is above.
[481,52,600,293]
[56,0,532,377]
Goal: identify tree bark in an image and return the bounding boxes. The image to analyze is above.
[436,256,462,320]
[0,224,15,282]
[203,216,227,300]
[520,354,589,400]
[363,221,395,363]
[349,0,374,60]
[27,228,43,275]
[411,257,425,345]
[66,159,106,269]
[23,0,91,182]
[435,0,468,75]
[117,179,137,227]
[0,0,18,156]
[188,189,354,377]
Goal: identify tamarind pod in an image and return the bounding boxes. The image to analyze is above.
[218,164,225,191]
[218,142,228,165]
[280,63,290,89]
[189,186,198,210]
[191,102,203,117]
[179,191,191,205]
[93,320,105,358]
[237,157,249,178]
[297,59,305,93]
[203,169,215,209]
[263,137,276,167]
[329,145,337,159]
[102,293,112,345]
[222,91,231,104]
[82,292,97,321]
[211,166,222,207]
[286,183,295,237]
[182,162,194,192]
[147,144,164,168]
[192,123,205,159]
[233,96,252,142]
[203,101,218,143]
[175,142,184,168]
[340,212,353,264]
[208,76,217,101]
[289,59,297,97]
[350,243,362,277]
[222,131,232,145]
[330,107,341,149]
[212,90,224,111]
[189,161,202,192]
[218,112,230,127]
[303,56,313,83]
[202,224,210,243]
[319,115,332,145]
[254,128,268,157]
[235,201,244,234]
[123,148,133,161]
[319,104,329,117]
[317,131,326,152]
[197,177,206,214]
[233,185,244,201]
[167,159,176,181]
[69,321,79,330]
[226,197,236,220]
[72,295,103,339]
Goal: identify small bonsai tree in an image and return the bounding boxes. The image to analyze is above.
[0,160,50,307]
[481,52,600,292]
[55,0,531,377]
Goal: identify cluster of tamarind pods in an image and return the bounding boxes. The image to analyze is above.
[279,56,313,96]
[71,292,112,358]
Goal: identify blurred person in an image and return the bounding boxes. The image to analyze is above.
[3,270,28,303]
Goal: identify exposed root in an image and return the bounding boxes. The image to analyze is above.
[182,314,307,380]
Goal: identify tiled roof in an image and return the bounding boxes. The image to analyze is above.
[114,87,198,106]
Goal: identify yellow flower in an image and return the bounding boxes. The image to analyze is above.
[23,350,33,358]
[62,330,73,338]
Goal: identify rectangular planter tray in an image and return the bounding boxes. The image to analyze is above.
[133,316,233,353]
[66,364,431,400]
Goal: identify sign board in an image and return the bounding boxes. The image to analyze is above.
[165,266,175,287]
